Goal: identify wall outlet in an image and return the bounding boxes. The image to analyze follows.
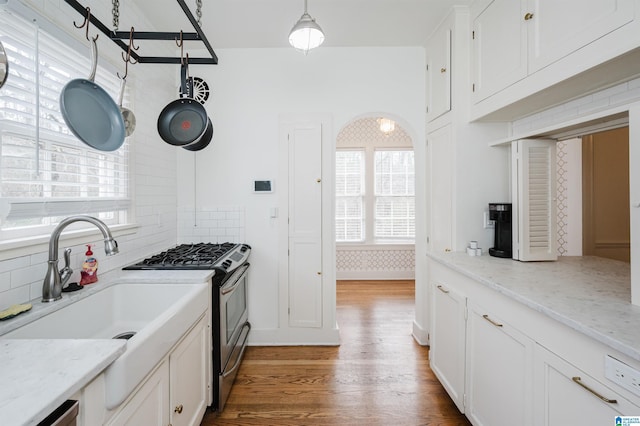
[605,355,640,397]
[483,212,495,229]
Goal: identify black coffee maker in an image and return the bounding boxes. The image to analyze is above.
[488,203,512,258]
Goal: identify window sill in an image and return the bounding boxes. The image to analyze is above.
[0,223,139,262]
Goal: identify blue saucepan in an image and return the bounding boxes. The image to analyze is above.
[60,38,125,152]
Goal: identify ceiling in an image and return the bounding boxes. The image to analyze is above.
[126,0,468,50]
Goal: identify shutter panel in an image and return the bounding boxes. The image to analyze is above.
[513,139,558,261]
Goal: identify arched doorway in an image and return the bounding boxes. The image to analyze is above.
[334,115,416,280]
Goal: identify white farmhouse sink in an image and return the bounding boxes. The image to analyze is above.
[4,282,209,409]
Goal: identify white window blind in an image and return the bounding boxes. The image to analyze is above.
[0,9,130,239]
[374,150,415,240]
[335,150,364,242]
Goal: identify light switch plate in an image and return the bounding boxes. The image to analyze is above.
[605,355,640,397]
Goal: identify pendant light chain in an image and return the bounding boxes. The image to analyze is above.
[196,0,203,26]
[112,0,120,31]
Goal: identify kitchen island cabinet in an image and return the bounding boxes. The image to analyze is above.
[428,253,640,424]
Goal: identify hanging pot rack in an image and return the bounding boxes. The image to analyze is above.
[62,0,218,64]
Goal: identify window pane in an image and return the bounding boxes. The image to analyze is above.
[374,150,415,240]
[0,10,129,236]
[336,150,364,242]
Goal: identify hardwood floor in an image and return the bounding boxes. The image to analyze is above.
[202,280,470,426]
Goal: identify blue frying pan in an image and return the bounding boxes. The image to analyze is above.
[60,38,125,152]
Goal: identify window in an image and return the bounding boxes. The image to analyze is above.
[374,150,415,240]
[0,10,130,240]
[336,150,364,242]
[335,117,415,245]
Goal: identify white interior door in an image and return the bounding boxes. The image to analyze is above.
[288,123,323,328]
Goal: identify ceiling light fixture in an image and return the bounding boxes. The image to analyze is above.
[378,118,396,134]
[288,0,325,54]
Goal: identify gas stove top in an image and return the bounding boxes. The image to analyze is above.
[123,242,250,271]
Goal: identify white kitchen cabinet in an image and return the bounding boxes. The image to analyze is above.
[471,0,635,104]
[169,316,208,426]
[465,301,534,426]
[533,344,640,425]
[471,0,527,103]
[106,361,170,426]
[107,316,207,426]
[287,122,323,328]
[429,278,467,412]
[426,20,451,122]
[427,124,454,253]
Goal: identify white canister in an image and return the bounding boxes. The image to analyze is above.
[469,240,478,249]
[467,247,477,256]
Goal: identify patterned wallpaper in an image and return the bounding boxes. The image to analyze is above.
[336,117,412,148]
[336,248,415,279]
[557,141,569,256]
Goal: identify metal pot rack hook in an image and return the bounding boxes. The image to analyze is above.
[74,6,99,42]
[175,30,184,65]
[118,27,139,79]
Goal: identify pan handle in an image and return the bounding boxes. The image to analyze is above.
[88,38,98,82]
[180,63,188,98]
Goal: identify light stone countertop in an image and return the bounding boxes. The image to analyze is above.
[0,269,215,426]
[0,339,126,426]
[427,252,640,361]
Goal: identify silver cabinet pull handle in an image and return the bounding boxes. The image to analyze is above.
[436,285,450,294]
[572,377,617,403]
[482,314,503,327]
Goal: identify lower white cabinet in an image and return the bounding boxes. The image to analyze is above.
[430,280,466,412]
[465,302,533,426]
[107,316,207,426]
[107,360,170,426]
[533,344,640,425]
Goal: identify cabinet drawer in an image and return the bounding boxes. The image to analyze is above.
[534,344,640,425]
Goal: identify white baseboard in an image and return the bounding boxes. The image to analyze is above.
[412,320,429,346]
[336,270,415,280]
[248,326,341,346]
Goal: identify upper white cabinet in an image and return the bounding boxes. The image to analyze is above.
[471,0,527,103]
[426,21,452,121]
[471,0,637,119]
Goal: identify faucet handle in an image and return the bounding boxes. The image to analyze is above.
[60,247,73,286]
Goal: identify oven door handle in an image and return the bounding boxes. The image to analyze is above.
[221,263,250,295]
[222,322,251,379]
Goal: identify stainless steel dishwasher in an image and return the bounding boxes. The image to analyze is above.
[37,400,79,426]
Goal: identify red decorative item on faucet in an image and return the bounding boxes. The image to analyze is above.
[80,244,98,285]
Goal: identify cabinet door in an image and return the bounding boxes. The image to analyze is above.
[170,318,208,426]
[466,303,533,426]
[471,0,528,102]
[106,361,170,426]
[428,124,453,253]
[533,344,640,425]
[430,280,466,412]
[426,24,451,121]
[528,0,634,73]
[288,122,323,328]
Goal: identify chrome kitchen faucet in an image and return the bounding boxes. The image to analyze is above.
[42,215,119,302]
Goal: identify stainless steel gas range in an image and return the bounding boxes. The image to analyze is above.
[123,242,251,412]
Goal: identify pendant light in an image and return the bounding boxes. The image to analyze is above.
[288,0,325,54]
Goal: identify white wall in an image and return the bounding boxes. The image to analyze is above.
[177,47,425,342]
[0,0,179,310]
